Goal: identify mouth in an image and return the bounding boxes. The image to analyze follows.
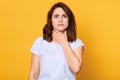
[57,24,64,26]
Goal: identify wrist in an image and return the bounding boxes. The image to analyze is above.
[61,40,69,48]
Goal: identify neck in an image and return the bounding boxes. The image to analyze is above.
[53,29,66,34]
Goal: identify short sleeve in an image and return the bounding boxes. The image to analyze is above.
[71,39,85,51]
[30,37,43,56]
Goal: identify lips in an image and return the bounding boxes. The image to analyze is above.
[57,24,64,26]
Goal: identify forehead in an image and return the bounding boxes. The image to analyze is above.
[52,7,66,14]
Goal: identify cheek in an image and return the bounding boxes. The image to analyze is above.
[52,19,57,27]
[65,19,69,26]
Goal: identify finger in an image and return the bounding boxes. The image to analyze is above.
[53,29,59,33]
[64,30,67,35]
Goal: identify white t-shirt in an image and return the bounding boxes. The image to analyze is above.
[30,37,84,80]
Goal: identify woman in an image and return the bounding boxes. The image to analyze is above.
[29,2,84,80]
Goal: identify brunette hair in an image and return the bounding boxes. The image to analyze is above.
[43,2,76,42]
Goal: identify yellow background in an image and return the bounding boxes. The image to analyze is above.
[0,0,120,80]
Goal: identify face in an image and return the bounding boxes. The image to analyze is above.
[52,7,69,32]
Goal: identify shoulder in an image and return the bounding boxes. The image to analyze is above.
[31,36,44,48]
[33,36,43,43]
[32,36,45,44]
[30,36,44,56]
[70,38,85,51]
[72,38,84,46]
[76,38,84,46]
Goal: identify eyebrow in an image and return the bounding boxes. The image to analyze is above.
[53,13,67,15]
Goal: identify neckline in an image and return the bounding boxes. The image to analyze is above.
[45,40,60,46]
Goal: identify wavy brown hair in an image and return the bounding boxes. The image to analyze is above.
[43,2,76,42]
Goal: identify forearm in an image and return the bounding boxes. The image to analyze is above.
[62,41,82,73]
[29,54,40,80]
[29,71,39,80]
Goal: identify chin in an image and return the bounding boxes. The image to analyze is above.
[57,28,67,31]
[57,29,66,32]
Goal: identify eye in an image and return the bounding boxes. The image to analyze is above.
[63,14,68,18]
[53,14,59,18]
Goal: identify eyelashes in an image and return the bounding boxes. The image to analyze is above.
[63,14,68,18]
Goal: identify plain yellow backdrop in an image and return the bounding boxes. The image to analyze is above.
[0,0,120,80]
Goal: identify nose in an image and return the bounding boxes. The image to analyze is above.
[58,17,63,22]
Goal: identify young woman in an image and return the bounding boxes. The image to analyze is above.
[29,2,84,80]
